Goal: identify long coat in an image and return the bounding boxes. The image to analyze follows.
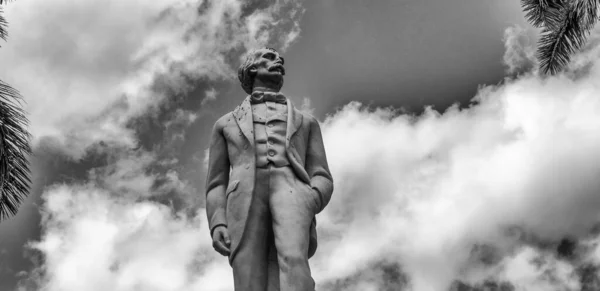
[205,96,334,263]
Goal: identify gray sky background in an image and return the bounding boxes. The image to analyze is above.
[284,0,526,113]
[6,1,600,290]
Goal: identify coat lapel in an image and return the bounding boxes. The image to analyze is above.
[233,96,254,146]
[285,98,311,184]
[285,97,303,148]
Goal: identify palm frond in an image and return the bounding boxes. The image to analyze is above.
[573,0,599,29]
[0,7,7,42]
[537,5,591,74]
[521,0,565,28]
[0,0,17,42]
[0,80,31,220]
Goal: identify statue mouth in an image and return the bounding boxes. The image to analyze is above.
[269,65,285,75]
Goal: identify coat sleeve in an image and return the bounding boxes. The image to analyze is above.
[305,116,334,213]
[205,117,230,236]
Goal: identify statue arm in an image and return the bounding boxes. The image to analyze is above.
[305,116,334,213]
[205,118,230,237]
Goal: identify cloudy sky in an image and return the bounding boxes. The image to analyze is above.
[2,0,600,290]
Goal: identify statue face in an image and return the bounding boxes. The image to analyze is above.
[250,48,285,85]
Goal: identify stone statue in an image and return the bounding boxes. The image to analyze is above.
[205,47,334,291]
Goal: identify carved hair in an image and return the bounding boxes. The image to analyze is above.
[237,47,278,95]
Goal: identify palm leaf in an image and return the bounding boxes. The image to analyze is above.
[536,1,600,74]
[0,7,7,42]
[573,0,599,29]
[521,0,565,28]
[0,0,16,42]
[0,0,30,220]
[0,80,31,220]
[537,5,589,74]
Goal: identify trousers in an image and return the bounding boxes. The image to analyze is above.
[231,165,318,291]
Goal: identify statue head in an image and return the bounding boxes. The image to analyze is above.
[238,47,285,94]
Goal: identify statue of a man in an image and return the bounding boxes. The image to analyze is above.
[205,47,334,291]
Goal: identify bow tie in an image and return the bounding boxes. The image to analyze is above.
[250,91,287,104]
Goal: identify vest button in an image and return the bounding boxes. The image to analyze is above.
[268,150,275,156]
[243,144,248,150]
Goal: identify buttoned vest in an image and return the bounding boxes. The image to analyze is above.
[251,101,290,168]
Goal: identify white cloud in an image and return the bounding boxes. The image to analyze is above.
[202,148,210,173]
[163,109,199,144]
[0,0,304,159]
[92,150,152,188]
[280,3,305,50]
[499,247,580,291]
[10,1,306,290]
[87,149,194,201]
[25,183,232,291]
[201,88,218,106]
[310,28,600,291]
[298,96,315,116]
[503,25,536,75]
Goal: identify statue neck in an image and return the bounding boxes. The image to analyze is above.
[252,78,282,93]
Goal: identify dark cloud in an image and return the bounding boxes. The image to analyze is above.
[321,261,408,291]
[0,0,308,290]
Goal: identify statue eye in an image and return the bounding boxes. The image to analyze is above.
[263,52,276,60]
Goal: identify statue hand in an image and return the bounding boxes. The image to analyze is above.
[212,225,231,256]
